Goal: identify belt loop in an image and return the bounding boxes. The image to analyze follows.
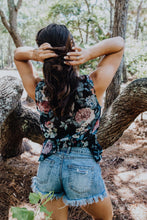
[66,146,71,154]
[57,145,59,152]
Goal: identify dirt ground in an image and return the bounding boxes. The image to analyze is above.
[0,70,147,220]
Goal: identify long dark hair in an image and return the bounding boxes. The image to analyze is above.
[36,24,79,119]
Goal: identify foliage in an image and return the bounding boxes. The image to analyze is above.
[48,0,108,44]
[127,0,147,41]
[125,38,147,78]
[0,0,147,78]
[11,207,34,220]
[11,192,54,220]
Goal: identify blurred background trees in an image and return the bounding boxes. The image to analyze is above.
[0,0,146,105]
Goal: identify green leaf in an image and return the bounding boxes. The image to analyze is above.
[29,193,40,204]
[42,192,54,205]
[40,205,52,217]
[11,207,34,220]
[45,215,52,220]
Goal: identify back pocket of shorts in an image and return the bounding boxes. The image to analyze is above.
[37,158,55,184]
[67,164,94,194]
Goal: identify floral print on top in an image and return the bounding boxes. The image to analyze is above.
[35,75,102,162]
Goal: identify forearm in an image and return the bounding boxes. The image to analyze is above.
[87,37,124,60]
[14,47,34,61]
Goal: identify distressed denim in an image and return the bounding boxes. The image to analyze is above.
[32,147,107,206]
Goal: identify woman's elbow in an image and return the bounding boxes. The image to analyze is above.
[116,36,125,50]
[14,48,19,61]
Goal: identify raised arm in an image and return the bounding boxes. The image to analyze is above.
[64,37,124,105]
[14,43,57,100]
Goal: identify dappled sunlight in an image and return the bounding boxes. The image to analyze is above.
[130,172,147,184]
[101,115,147,219]
[119,143,143,152]
[116,170,136,182]
[129,184,147,198]
[117,187,135,200]
[21,138,41,163]
[125,157,140,165]
[116,166,127,173]
[129,204,147,220]
[21,152,39,163]
[115,168,147,184]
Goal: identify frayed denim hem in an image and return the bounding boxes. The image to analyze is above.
[31,176,64,200]
[31,177,107,206]
[63,190,108,207]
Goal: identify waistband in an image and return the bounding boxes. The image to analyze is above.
[58,147,91,155]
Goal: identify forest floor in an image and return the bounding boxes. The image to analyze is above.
[0,70,147,220]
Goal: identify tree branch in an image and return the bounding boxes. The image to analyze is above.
[98,78,147,148]
[16,0,23,11]
[0,9,11,32]
[0,76,147,159]
[0,76,23,127]
[108,0,115,8]
[84,0,91,14]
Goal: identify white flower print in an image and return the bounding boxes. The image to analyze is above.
[86,95,97,108]
[75,108,95,133]
[42,140,52,154]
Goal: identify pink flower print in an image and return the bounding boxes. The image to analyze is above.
[45,121,52,128]
[92,119,99,133]
[75,108,94,123]
[37,101,50,113]
[91,87,95,95]
[42,140,52,154]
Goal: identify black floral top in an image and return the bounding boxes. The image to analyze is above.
[35,75,102,162]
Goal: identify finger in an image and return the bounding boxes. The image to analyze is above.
[42,50,56,54]
[64,60,81,66]
[66,51,81,56]
[64,55,81,61]
[72,46,82,52]
[42,53,58,59]
[40,43,51,48]
[40,43,52,50]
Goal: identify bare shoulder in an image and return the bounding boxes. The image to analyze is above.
[89,47,124,105]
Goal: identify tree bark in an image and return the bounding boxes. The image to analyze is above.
[0,46,4,69]
[104,0,129,110]
[0,76,23,126]
[134,0,143,40]
[98,78,147,148]
[122,54,127,83]
[0,102,43,159]
[84,0,90,44]
[108,0,114,36]
[0,0,23,47]
[0,76,147,159]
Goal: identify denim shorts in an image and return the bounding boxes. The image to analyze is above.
[31,147,107,206]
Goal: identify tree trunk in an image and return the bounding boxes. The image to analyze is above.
[104,0,129,110]
[0,46,4,69]
[134,0,143,40]
[122,54,127,83]
[108,0,114,36]
[77,20,84,44]
[0,1,34,102]
[1,76,147,159]
[0,103,43,159]
[0,76,23,125]
[84,0,90,44]
[6,37,13,67]
[0,0,23,47]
